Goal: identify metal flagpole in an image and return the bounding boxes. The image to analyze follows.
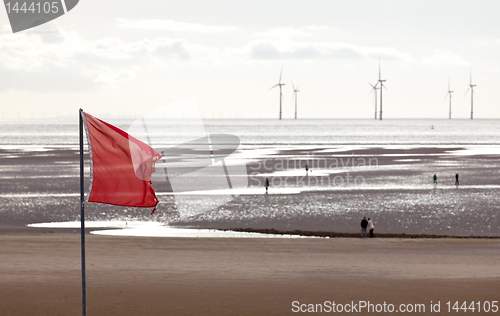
[79,109,87,316]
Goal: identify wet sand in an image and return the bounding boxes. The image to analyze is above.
[2,145,500,235]
[225,227,500,239]
[1,232,499,315]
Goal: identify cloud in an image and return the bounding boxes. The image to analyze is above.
[245,40,413,61]
[250,26,413,62]
[421,50,468,66]
[0,66,98,92]
[255,27,311,38]
[0,23,206,72]
[0,24,202,91]
[254,25,338,38]
[116,18,237,33]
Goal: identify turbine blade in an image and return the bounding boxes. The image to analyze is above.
[270,84,278,90]
[279,66,283,84]
[464,87,470,97]
[368,82,375,88]
[378,57,381,80]
[443,92,449,101]
[292,81,295,90]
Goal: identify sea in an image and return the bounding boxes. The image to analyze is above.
[2,117,500,146]
[1,118,499,237]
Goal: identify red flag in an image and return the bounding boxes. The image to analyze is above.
[81,112,162,212]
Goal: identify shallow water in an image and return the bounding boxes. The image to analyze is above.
[28,221,313,238]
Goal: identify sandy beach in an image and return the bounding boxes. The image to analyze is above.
[1,230,499,315]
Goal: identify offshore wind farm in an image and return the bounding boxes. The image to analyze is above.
[466,72,477,120]
[291,82,299,119]
[271,61,480,120]
[368,81,379,119]
[445,79,454,119]
[270,67,285,120]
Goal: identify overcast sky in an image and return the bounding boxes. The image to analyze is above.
[1,0,500,119]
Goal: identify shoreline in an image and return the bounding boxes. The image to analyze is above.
[1,226,499,239]
[224,228,500,239]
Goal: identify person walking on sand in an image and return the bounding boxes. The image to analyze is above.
[367,218,374,238]
[360,216,368,238]
[265,177,269,193]
[433,174,437,185]
[455,173,459,186]
[305,163,309,175]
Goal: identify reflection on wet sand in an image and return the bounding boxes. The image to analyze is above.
[1,145,499,236]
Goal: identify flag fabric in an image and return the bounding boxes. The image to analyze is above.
[81,111,162,212]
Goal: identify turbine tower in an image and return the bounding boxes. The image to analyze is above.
[270,67,285,120]
[465,72,476,120]
[445,79,453,119]
[377,60,387,120]
[368,82,379,119]
[292,82,300,119]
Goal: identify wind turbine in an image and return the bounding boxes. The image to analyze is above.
[464,71,476,120]
[445,78,453,119]
[377,60,387,120]
[270,67,285,120]
[368,82,379,119]
[292,82,300,119]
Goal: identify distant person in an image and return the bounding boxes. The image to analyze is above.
[367,218,374,238]
[305,163,309,175]
[433,174,437,185]
[455,173,459,186]
[360,216,368,238]
[265,177,269,193]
